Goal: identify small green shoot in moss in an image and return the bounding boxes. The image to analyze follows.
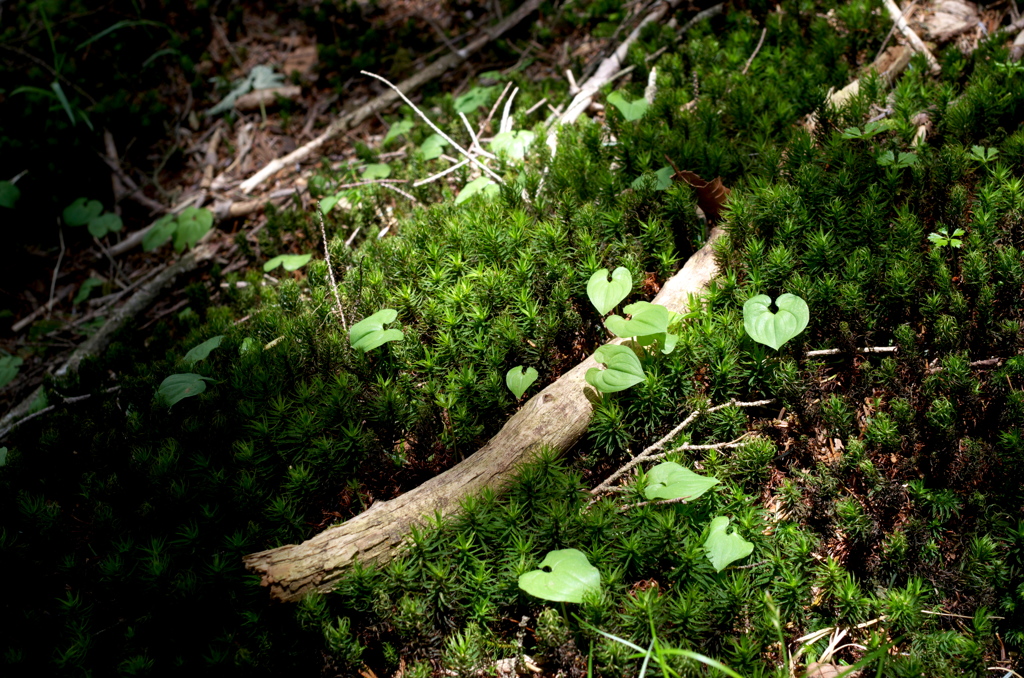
[350,309,404,352]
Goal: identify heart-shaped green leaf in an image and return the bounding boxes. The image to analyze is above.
[644,462,720,501]
[454,85,497,113]
[585,344,645,393]
[636,331,678,355]
[156,373,212,407]
[704,516,754,572]
[383,118,413,145]
[264,254,313,272]
[506,365,538,399]
[143,214,178,252]
[173,206,214,252]
[518,548,601,603]
[63,198,104,227]
[183,335,224,364]
[87,212,123,238]
[361,163,391,180]
[587,267,632,316]
[74,277,104,304]
[0,355,24,389]
[455,176,499,204]
[418,133,448,160]
[350,308,404,352]
[320,194,341,215]
[743,293,809,350]
[0,181,21,209]
[631,166,674,191]
[606,91,649,121]
[490,130,536,160]
[239,337,257,355]
[605,301,669,339]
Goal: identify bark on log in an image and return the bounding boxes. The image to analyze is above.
[243,228,724,602]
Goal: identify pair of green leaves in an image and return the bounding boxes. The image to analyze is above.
[877,150,917,169]
[928,227,965,249]
[155,336,223,407]
[605,301,678,354]
[840,120,886,140]
[264,253,312,272]
[0,181,20,209]
[350,309,404,352]
[742,294,809,351]
[64,198,123,238]
[143,207,215,253]
[642,462,753,571]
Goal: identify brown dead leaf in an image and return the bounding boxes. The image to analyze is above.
[664,157,731,223]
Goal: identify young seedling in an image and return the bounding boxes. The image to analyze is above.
[455,176,499,204]
[349,309,404,352]
[840,120,886,140]
[928,227,965,249]
[876,150,917,170]
[643,462,720,501]
[63,197,123,238]
[142,207,215,253]
[156,373,213,408]
[968,145,998,164]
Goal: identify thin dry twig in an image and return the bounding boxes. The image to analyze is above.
[805,346,897,357]
[318,204,346,330]
[413,158,470,187]
[47,226,66,319]
[741,26,768,75]
[361,70,504,184]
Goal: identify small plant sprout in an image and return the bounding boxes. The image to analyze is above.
[585,345,646,393]
[142,207,215,252]
[505,366,538,399]
[606,90,649,121]
[0,180,20,208]
[417,133,448,160]
[704,516,754,571]
[382,118,413,145]
[63,197,123,238]
[587,267,632,315]
[841,120,887,140]
[156,373,213,408]
[518,548,600,603]
[361,163,391,180]
[876,150,918,169]
[928,227,965,249]
[643,462,720,501]
[968,145,998,164]
[349,309,404,352]
[490,130,535,160]
[742,293,809,350]
[263,254,313,272]
[0,354,24,389]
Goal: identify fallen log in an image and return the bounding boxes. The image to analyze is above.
[242,227,724,602]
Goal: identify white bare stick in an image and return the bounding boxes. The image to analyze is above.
[413,158,470,187]
[806,346,897,357]
[500,86,520,134]
[556,0,686,133]
[238,0,541,193]
[644,67,658,104]
[360,70,504,184]
[480,81,514,135]
[380,182,417,202]
[318,203,346,329]
[458,111,497,160]
[880,0,940,74]
[344,226,362,248]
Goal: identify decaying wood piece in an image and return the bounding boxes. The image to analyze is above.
[242,227,725,602]
[237,0,542,194]
[881,0,941,74]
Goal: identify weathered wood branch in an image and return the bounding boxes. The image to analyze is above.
[242,228,724,602]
